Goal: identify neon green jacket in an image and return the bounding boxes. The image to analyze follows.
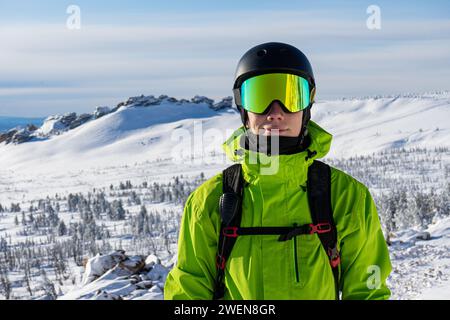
[164,121,392,300]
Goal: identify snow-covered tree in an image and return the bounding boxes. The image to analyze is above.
[57,220,67,236]
[111,200,126,220]
[0,266,11,300]
[39,268,57,300]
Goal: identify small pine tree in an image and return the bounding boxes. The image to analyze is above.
[57,221,67,236]
[40,269,57,300]
[21,212,26,226]
[111,200,125,220]
[0,266,12,300]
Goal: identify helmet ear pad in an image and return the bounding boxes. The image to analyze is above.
[299,106,311,141]
[237,105,248,128]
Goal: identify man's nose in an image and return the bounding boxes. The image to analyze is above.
[266,101,284,121]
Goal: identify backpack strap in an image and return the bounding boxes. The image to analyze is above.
[213,161,340,300]
[213,164,243,300]
[307,160,341,300]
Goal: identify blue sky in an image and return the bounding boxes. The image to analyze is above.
[0,0,449,116]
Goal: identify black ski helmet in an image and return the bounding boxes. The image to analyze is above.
[232,42,316,140]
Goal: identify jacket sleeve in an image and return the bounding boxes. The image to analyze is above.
[340,186,392,300]
[164,192,219,300]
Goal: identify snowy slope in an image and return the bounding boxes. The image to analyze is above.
[0,92,448,205]
[0,92,449,173]
[0,101,231,171]
[314,94,450,158]
[0,98,240,203]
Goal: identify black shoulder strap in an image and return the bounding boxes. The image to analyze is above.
[220,164,244,225]
[307,160,341,300]
[213,164,243,300]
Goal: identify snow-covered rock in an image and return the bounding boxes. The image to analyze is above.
[60,251,169,300]
[416,231,432,241]
[0,125,38,144]
[93,106,111,119]
[82,250,127,285]
[69,113,93,129]
[147,263,169,283]
[30,111,95,140]
[212,96,233,110]
[144,254,161,270]
[126,95,161,107]
[119,255,145,273]
[37,113,77,136]
[191,95,214,106]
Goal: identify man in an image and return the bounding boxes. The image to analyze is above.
[164,42,392,300]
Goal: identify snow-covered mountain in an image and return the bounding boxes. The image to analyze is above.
[0,92,448,174]
[0,95,236,174]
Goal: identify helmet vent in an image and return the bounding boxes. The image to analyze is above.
[256,49,267,57]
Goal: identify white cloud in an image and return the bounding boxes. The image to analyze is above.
[0,10,449,116]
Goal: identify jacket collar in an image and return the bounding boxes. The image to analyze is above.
[222,120,333,185]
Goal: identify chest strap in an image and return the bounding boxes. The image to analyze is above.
[222,222,332,241]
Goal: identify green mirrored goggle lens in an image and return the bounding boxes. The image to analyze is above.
[240,73,311,114]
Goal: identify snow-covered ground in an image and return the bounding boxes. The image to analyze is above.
[0,92,448,300]
[388,216,450,299]
[55,216,450,300]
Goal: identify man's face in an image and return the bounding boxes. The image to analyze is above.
[246,100,302,137]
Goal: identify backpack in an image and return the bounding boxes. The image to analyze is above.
[213,160,341,300]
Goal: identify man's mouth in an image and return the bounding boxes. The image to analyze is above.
[262,127,288,135]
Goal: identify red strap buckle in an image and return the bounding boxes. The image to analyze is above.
[309,223,332,234]
[222,226,239,238]
[216,255,226,270]
[328,247,341,268]
[330,256,341,268]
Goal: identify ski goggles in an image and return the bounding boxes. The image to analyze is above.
[235,73,314,114]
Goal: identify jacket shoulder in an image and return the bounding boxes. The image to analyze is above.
[328,165,372,235]
[329,165,369,193]
[187,172,223,219]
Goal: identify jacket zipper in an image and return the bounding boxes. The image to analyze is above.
[293,223,300,283]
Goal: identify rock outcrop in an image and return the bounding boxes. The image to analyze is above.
[1,94,234,145]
